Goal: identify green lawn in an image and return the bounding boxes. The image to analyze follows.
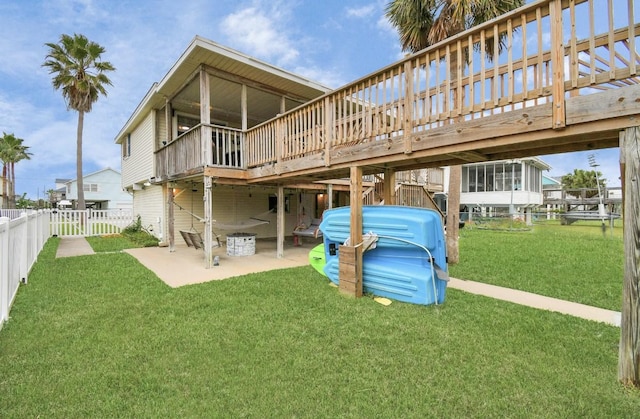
[1,235,638,417]
[450,220,624,311]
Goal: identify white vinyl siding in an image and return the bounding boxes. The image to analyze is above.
[122,112,155,187]
[132,186,165,240]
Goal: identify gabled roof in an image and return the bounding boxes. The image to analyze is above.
[64,167,121,184]
[115,36,332,144]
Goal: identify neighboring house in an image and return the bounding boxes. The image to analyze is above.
[50,178,70,207]
[451,157,551,222]
[115,36,444,253]
[62,168,132,210]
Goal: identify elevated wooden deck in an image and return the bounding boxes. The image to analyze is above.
[155,0,638,188]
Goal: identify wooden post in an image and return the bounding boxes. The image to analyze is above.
[167,184,175,252]
[327,183,333,209]
[200,67,212,165]
[446,165,461,264]
[550,0,566,129]
[383,168,396,205]
[277,186,284,259]
[203,176,213,268]
[339,166,363,297]
[403,61,414,154]
[324,97,333,167]
[165,99,172,143]
[618,126,640,387]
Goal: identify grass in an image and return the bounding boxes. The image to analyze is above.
[85,234,141,252]
[450,219,624,311]
[1,236,639,417]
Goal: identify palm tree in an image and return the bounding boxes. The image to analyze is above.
[46,189,57,208]
[386,0,524,263]
[43,34,115,210]
[0,132,32,209]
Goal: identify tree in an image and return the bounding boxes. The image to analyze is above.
[386,0,524,263]
[47,189,57,208]
[0,132,32,209]
[43,34,115,210]
[561,168,606,198]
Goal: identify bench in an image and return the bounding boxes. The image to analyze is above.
[292,218,322,245]
[180,230,221,249]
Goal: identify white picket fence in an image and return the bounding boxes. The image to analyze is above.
[50,209,134,237]
[0,208,135,328]
[0,209,27,220]
[0,211,49,326]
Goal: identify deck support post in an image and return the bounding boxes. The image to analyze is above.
[384,168,396,205]
[339,166,363,297]
[199,67,212,165]
[618,126,640,388]
[168,184,175,252]
[277,185,285,259]
[203,176,213,268]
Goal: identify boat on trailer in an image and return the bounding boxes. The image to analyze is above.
[315,206,448,306]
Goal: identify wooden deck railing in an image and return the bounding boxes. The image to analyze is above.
[155,124,244,179]
[155,0,637,182]
[245,0,638,169]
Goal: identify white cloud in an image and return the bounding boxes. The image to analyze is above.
[346,5,376,18]
[220,5,299,67]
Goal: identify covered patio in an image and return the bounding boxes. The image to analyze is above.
[124,238,321,288]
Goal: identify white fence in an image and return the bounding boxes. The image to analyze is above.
[0,209,27,220]
[0,211,49,326]
[0,209,135,328]
[50,209,134,237]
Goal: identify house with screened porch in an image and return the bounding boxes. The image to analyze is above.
[115,36,445,265]
[116,0,638,273]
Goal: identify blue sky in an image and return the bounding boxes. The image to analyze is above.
[0,0,622,201]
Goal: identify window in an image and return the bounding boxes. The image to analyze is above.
[495,163,504,191]
[462,166,469,193]
[83,183,98,192]
[123,133,131,157]
[177,115,200,136]
[477,165,485,192]
[486,164,494,191]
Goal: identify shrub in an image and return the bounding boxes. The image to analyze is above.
[122,215,159,247]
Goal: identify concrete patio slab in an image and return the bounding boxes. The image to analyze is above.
[124,239,319,288]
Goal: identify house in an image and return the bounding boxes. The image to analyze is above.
[62,168,132,209]
[114,36,445,262]
[454,157,551,223]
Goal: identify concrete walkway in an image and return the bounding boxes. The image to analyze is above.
[448,277,621,327]
[55,236,95,258]
[55,237,621,327]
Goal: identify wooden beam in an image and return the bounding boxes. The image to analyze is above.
[339,166,363,297]
[383,168,396,205]
[277,186,284,259]
[167,184,175,252]
[447,150,489,162]
[203,176,213,268]
[200,67,212,165]
[618,125,640,387]
[550,0,566,128]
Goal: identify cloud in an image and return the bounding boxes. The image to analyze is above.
[220,5,299,67]
[346,5,376,18]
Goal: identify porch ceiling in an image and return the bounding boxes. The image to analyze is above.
[116,35,331,142]
[155,36,330,112]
